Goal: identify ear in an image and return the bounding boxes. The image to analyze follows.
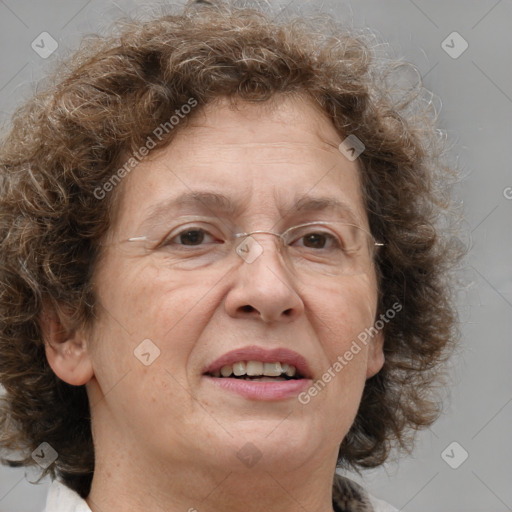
[40,301,94,386]
[366,330,385,379]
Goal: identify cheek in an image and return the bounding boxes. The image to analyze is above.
[96,259,209,336]
[304,274,377,402]
[308,273,378,345]
[87,264,217,434]
[92,261,224,383]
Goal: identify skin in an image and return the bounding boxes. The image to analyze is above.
[43,94,384,512]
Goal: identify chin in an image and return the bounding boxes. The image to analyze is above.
[210,422,326,471]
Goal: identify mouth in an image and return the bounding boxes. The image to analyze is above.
[204,361,304,381]
[202,346,312,401]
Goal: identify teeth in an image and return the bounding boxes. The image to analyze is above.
[233,361,246,376]
[246,361,263,376]
[263,362,283,376]
[220,365,232,377]
[285,365,296,377]
[211,361,297,378]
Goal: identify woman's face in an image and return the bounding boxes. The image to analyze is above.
[85,95,384,477]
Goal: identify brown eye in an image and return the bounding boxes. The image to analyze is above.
[177,229,207,246]
[160,225,222,249]
[300,232,334,249]
[288,226,341,251]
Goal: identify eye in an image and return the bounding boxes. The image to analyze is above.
[299,232,337,249]
[289,226,341,250]
[161,226,221,248]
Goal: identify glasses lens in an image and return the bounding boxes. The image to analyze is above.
[281,222,375,276]
[122,221,376,276]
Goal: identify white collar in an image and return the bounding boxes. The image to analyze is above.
[44,480,91,512]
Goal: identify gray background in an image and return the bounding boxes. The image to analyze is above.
[0,1,511,511]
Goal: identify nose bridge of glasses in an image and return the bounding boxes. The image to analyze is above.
[234,229,284,241]
[233,229,287,265]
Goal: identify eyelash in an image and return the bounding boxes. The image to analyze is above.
[164,227,219,247]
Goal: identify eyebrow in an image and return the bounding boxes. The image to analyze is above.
[137,191,361,231]
[293,195,359,223]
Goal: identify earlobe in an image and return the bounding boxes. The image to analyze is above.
[40,302,94,386]
[366,331,385,379]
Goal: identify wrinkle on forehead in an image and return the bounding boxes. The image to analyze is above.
[183,93,344,149]
[178,141,342,154]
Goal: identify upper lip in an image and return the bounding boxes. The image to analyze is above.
[203,345,313,379]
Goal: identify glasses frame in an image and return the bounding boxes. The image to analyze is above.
[125,220,383,250]
[122,219,384,273]
[231,221,384,253]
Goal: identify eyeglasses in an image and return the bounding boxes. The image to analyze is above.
[117,217,384,277]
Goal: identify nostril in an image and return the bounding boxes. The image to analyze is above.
[240,305,255,313]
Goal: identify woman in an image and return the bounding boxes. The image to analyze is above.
[0,1,462,511]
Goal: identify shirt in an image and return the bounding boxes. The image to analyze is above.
[44,473,398,512]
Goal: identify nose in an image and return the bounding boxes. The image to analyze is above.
[224,234,305,323]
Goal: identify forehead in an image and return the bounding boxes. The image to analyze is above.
[182,94,343,153]
[111,95,367,236]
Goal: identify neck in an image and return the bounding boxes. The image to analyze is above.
[86,445,337,512]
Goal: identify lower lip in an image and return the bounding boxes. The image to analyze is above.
[204,376,312,401]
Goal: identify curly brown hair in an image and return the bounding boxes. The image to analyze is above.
[0,0,463,499]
